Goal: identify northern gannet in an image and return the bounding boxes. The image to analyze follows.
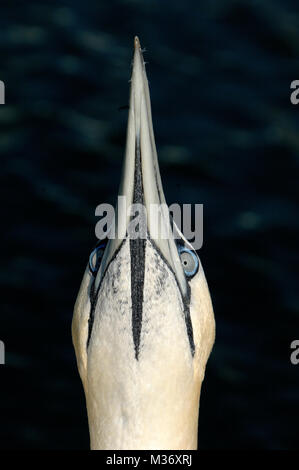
[72,37,215,450]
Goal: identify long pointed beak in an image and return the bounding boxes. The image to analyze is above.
[95,37,187,297]
[117,36,165,234]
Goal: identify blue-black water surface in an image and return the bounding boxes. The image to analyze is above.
[0,0,299,449]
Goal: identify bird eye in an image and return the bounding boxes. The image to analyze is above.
[89,242,107,275]
[178,246,199,277]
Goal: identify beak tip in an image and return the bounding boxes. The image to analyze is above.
[134,36,141,50]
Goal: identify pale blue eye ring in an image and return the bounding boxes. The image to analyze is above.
[89,243,106,275]
[178,246,199,277]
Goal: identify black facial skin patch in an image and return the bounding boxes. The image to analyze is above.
[130,137,146,360]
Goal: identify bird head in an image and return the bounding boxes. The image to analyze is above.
[72,37,215,450]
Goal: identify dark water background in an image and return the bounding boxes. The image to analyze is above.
[0,0,299,449]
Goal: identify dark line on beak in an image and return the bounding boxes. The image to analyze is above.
[87,239,126,349]
[130,136,146,360]
[148,237,195,357]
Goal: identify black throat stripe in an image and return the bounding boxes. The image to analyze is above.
[130,137,146,360]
